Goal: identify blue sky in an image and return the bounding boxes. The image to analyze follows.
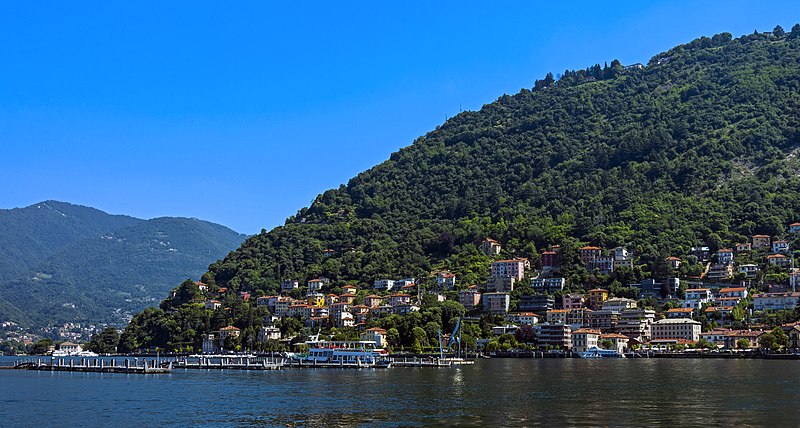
[1,1,798,234]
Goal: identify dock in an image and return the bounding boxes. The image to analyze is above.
[171,356,285,370]
[14,357,171,374]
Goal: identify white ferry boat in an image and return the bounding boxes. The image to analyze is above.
[578,347,625,359]
[297,340,392,367]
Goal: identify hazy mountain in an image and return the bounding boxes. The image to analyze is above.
[0,201,246,328]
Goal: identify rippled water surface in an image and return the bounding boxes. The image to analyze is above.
[1,357,799,426]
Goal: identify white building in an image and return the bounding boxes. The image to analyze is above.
[491,260,526,281]
[752,292,800,311]
[436,272,457,290]
[571,328,601,353]
[682,288,712,309]
[602,297,637,312]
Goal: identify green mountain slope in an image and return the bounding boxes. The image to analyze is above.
[122,27,800,352]
[207,28,800,291]
[0,202,246,328]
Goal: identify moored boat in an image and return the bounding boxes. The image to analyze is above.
[578,346,625,358]
[296,340,392,367]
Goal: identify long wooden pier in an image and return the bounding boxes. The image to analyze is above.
[14,357,171,374]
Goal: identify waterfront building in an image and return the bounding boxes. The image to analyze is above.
[202,334,217,354]
[600,333,629,353]
[588,310,620,332]
[617,309,656,341]
[651,319,701,342]
[537,324,572,350]
[723,330,763,349]
[571,328,600,353]
[360,327,388,347]
[566,308,592,329]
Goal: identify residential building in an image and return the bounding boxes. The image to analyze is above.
[613,246,630,261]
[519,295,554,313]
[491,260,526,281]
[324,294,339,307]
[571,328,601,353]
[651,319,701,341]
[541,251,560,268]
[579,246,602,266]
[219,326,241,341]
[487,275,516,292]
[392,304,420,316]
[257,326,281,342]
[666,307,694,319]
[790,222,800,234]
[458,286,482,310]
[614,258,634,270]
[342,284,358,294]
[719,287,748,301]
[602,297,637,312]
[436,272,457,290]
[530,277,565,294]
[361,327,387,347]
[546,309,569,325]
[374,279,395,291]
[666,256,682,270]
[364,295,384,308]
[484,292,511,315]
[274,298,292,317]
[706,264,733,281]
[723,330,763,350]
[752,292,800,311]
[735,243,752,253]
[204,300,222,310]
[480,238,502,255]
[682,288,712,309]
[333,311,355,328]
[600,333,629,353]
[201,334,218,354]
[492,325,520,336]
[537,324,572,350]
[588,256,615,274]
[618,309,656,341]
[699,329,730,347]
[587,289,609,310]
[637,278,680,299]
[768,254,790,268]
[389,294,412,306]
[773,240,790,254]
[339,293,357,304]
[307,293,325,307]
[690,246,710,262]
[307,279,326,293]
[281,280,299,293]
[739,264,759,279]
[562,293,585,310]
[716,249,734,265]
[508,312,539,325]
[566,308,592,329]
[791,269,800,291]
[588,310,620,332]
[752,235,771,249]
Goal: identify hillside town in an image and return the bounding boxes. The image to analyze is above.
[192,222,800,355]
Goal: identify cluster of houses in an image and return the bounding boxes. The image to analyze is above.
[198,224,799,353]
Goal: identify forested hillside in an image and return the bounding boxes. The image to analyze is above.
[206,27,800,292]
[0,202,246,328]
[121,27,800,352]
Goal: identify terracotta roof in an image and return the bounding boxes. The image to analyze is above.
[667,308,694,313]
[720,287,746,293]
[600,333,629,339]
[580,246,601,250]
[220,326,240,331]
[685,288,710,292]
[588,288,608,293]
[753,235,770,238]
[767,254,788,259]
[790,222,800,227]
[572,328,601,335]
[666,256,681,261]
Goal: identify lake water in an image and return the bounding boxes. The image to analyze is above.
[2,357,799,426]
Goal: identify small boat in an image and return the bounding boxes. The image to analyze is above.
[578,347,625,358]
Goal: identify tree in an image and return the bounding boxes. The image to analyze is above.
[599,339,613,350]
[773,25,785,37]
[736,338,750,349]
[386,328,400,348]
[31,338,53,355]
[86,327,121,354]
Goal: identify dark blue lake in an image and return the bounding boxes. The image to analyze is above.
[1,357,799,426]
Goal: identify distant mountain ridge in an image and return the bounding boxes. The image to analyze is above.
[0,201,246,329]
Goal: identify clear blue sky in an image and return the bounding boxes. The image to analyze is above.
[1,1,798,234]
